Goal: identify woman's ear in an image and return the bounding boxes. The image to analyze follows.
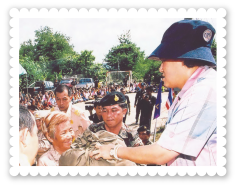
[46,133,54,143]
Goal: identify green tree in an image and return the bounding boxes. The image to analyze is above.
[211,38,217,61]
[133,57,162,83]
[74,50,96,76]
[104,30,145,71]
[24,26,75,61]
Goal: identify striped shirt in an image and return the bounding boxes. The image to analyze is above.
[157,66,217,166]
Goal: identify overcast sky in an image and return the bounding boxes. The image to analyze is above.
[19,18,216,63]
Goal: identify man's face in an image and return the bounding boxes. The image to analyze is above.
[52,121,75,152]
[159,60,184,88]
[95,105,103,117]
[102,104,126,129]
[138,131,150,143]
[56,90,71,112]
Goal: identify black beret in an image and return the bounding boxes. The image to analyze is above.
[100,91,126,107]
[137,125,150,134]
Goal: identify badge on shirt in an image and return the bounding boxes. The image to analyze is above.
[74,109,80,116]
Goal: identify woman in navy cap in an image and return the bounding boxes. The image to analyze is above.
[90,20,217,166]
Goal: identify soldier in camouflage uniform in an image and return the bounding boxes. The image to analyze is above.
[88,91,143,147]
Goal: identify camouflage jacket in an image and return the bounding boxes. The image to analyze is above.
[88,122,144,147]
[145,140,153,145]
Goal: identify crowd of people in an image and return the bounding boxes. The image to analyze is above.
[19,78,158,114]
[19,20,217,167]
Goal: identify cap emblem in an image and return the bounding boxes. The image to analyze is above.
[203,29,212,42]
[114,95,119,101]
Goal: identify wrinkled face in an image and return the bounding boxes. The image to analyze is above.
[56,90,71,112]
[102,104,126,129]
[52,121,75,151]
[95,105,103,117]
[138,131,150,143]
[159,60,183,88]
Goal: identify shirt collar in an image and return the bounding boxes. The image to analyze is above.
[50,145,61,162]
[169,66,209,113]
[178,66,208,99]
[66,102,72,117]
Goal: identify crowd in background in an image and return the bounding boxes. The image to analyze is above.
[19,79,159,114]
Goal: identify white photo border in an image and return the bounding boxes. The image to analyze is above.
[9,8,226,176]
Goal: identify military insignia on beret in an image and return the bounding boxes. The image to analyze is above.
[114,95,119,101]
[70,119,73,124]
[203,29,212,42]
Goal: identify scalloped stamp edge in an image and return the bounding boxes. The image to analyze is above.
[9,8,226,176]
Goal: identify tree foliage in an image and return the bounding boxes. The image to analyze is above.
[104,30,145,71]
[211,38,217,61]
[19,26,100,89]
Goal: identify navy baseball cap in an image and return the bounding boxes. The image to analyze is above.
[148,20,216,65]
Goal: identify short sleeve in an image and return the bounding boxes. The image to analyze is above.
[157,83,216,157]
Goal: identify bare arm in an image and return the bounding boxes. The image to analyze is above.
[90,143,179,165]
[118,144,179,165]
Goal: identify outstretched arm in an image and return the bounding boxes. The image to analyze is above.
[90,143,179,165]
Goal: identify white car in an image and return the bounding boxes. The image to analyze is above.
[76,78,95,88]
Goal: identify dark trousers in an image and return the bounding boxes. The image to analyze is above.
[135,103,141,122]
[140,116,151,130]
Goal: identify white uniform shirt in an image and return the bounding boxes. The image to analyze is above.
[51,103,92,137]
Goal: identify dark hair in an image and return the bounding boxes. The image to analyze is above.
[94,100,101,108]
[146,86,153,92]
[54,85,72,97]
[183,59,215,68]
[138,129,151,135]
[118,103,127,109]
[19,105,35,134]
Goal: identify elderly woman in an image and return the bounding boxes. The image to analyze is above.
[37,111,75,166]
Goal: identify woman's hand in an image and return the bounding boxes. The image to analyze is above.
[89,143,115,160]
